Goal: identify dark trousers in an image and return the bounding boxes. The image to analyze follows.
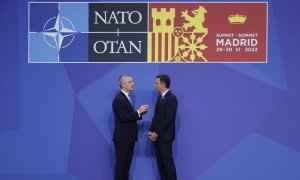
[154,141,177,180]
[114,142,135,180]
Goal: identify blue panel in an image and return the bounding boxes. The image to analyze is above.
[29,33,58,62]
[196,133,300,180]
[60,33,88,62]
[60,3,88,32]
[0,64,75,173]
[29,3,58,32]
[0,0,20,131]
[0,174,79,180]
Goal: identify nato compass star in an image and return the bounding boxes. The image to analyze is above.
[41,14,77,51]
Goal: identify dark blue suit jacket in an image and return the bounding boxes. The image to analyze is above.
[150,90,178,141]
[112,91,142,142]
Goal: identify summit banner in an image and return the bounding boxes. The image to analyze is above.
[28,2,268,63]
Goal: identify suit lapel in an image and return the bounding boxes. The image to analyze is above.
[120,91,134,111]
[155,95,162,110]
[155,91,171,110]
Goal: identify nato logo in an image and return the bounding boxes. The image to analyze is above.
[41,14,77,52]
[28,2,148,63]
[29,3,89,62]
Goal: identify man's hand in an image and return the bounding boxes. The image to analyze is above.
[138,104,148,114]
[148,131,158,141]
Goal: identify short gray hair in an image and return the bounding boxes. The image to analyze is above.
[119,74,131,88]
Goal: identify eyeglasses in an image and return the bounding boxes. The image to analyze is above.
[124,80,134,84]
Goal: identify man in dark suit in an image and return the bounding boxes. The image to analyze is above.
[112,74,148,180]
[148,74,178,180]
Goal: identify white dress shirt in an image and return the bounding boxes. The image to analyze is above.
[161,89,170,99]
[121,90,140,116]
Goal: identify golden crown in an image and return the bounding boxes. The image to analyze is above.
[228,13,247,24]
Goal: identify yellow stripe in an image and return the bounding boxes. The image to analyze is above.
[161,33,165,62]
[155,33,158,62]
[174,37,179,57]
[168,33,172,61]
[148,33,152,62]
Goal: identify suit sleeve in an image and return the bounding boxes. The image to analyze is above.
[113,98,142,123]
[156,96,178,138]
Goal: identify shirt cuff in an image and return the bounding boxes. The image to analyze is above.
[137,110,141,117]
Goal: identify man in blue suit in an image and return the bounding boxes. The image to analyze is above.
[112,74,148,180]
[148,74,178,180]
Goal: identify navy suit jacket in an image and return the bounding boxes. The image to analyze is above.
[112,91,142,142]
[150,90,178,141]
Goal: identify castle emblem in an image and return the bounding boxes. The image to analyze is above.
[148,5,208,62]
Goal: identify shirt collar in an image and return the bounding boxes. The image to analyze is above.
[161,89,169,98]
[121,90,130,97]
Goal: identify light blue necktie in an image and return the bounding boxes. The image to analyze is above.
[128,94,135,109]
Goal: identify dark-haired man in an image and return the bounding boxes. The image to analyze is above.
[148,74,178,180]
